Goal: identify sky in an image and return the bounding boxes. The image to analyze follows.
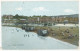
[1,1,79,16]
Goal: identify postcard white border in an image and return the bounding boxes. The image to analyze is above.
[0,0,80,51]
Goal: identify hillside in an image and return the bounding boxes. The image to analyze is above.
[53,14,79,17]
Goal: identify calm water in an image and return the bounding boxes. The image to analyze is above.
[2,26,78,50]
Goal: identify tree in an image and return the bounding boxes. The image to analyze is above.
[14,14,20,19]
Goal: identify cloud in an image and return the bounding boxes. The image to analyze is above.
[32,7,49,12]
[15,7,22,11]
[64,9,74,13]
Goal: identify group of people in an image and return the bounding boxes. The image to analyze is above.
[24,34,29,37]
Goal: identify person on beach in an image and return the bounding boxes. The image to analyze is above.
[65,29,69,33]
[62,32,64,36]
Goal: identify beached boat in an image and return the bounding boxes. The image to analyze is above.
[37,29,49,36]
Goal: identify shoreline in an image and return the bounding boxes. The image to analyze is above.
[49,36,78,46]
[48,36,78,47]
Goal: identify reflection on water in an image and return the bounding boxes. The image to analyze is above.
[38,36,47,40]
[2,26,78,49]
